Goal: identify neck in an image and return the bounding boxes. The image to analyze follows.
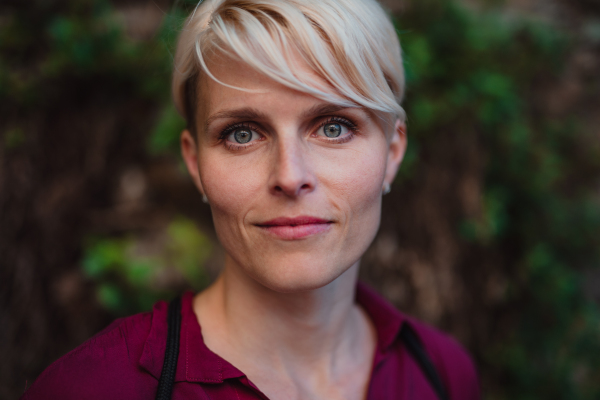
[193,256,374,385]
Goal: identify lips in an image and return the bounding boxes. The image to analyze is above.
[256,216,333,240]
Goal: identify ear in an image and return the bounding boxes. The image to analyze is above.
[384,119,407,186]
[181,129,206,196]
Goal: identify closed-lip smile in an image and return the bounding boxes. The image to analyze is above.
[255,216,333,240]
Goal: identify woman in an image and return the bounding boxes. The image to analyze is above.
[22,0,479,399]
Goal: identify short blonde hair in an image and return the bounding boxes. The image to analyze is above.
[172,0,405,131]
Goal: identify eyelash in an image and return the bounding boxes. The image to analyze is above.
[218,122,263,151]
[217,116,359,151]
[314,116,358,144]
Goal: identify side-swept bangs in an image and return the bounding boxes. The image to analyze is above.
[172,0,405,131]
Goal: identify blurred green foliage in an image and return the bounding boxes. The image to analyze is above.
[3,127,26,150]
[398,1,600,399]
[83,218,212,315]
[149,104,187,154]
[0,1,171,109]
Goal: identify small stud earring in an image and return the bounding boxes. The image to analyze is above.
[202,194,209,204]
[382,182,391,195]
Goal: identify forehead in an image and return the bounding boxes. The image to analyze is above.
[192,48,396,138]
[196,50,347,124]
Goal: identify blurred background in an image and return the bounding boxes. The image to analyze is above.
[1,0,600,398]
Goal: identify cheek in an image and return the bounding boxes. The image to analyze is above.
[318,144,387,215]
[197,148,284,268]
[199,146,267,204]
[314,140,388,260]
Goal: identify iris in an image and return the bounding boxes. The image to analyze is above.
[234,129,252,143]
[324,123,342,138]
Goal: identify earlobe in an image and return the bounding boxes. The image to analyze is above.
[180,129,207,198]
[384,119,407,187]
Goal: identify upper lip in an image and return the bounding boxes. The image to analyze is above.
[256,216,332,226]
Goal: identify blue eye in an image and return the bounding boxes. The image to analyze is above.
[224,125,261,145]
[232,128,253,143]
[319,122,350,138]
[324,123,341,137]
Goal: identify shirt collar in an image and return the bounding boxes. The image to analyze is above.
[355,281,406,352]
[139,291,244,384]
[140,283,406,383]
[181,291,245,383]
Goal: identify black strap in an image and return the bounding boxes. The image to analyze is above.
[155,298,448,400]
[155,297,182,400]
[400,322,449,400]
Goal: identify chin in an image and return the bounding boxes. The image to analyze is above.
[244,253,356,294]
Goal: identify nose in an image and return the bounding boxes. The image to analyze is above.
[269,139,316,198]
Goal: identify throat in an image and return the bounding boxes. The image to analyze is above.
[192,262,376,400]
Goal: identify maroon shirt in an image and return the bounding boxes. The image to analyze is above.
[22,283,479,399]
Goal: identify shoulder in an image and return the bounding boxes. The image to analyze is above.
[356,282,480,399]
[408,318,481,400]
[21,308,160,400]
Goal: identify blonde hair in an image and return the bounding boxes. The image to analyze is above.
[172,0,405,131]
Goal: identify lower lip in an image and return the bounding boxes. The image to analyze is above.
[258,223,332,240]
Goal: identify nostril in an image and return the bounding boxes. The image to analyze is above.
[272,183,312,196]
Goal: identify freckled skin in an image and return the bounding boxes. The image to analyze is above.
[181,53,406,293]
[180,52,407,400]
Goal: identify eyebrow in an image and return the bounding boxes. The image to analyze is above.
[204,108,269,131]
[204,103,356,131]
[300,103,349,119]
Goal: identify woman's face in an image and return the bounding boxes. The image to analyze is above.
[181,54,406,293]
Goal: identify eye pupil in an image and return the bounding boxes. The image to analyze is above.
[234,129,252,143]
[324,123,342,138]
